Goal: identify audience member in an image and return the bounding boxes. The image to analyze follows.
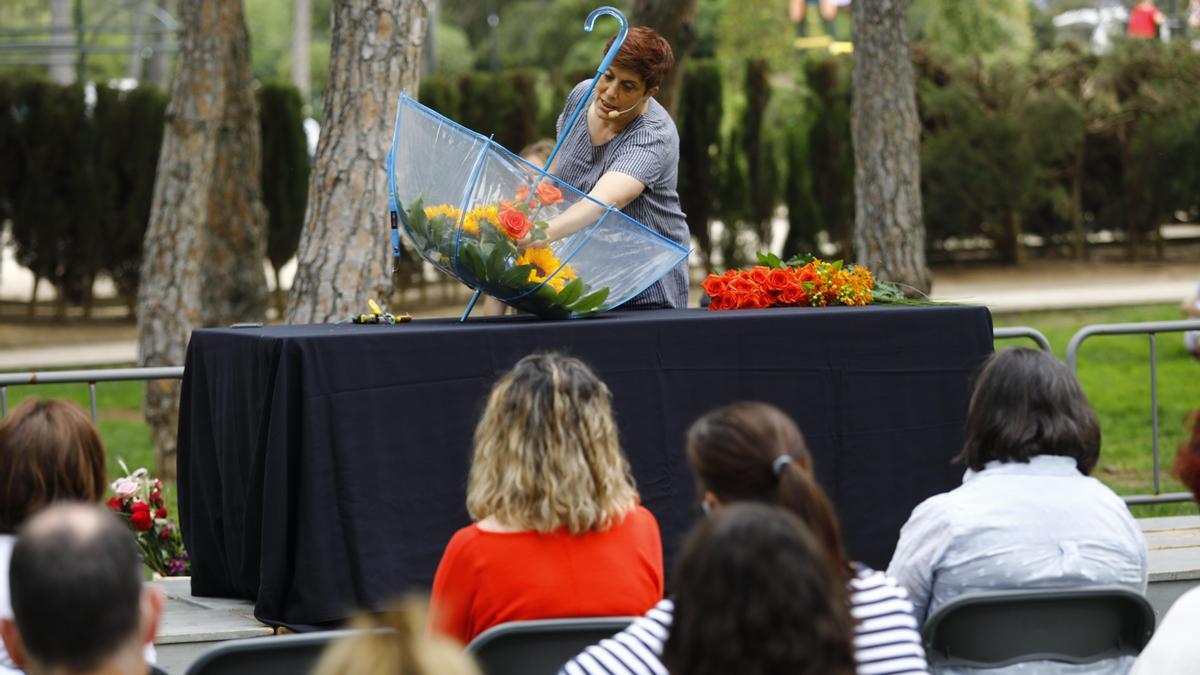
[315,597,479,675]
[0,503,163,675]
[431,353,663,644]
[519,138,555,169]
[662,503,856,675]
[561,402,928,675]
[887,348,1147,674]
[1130,411,1200,674]
[0,399,108,675]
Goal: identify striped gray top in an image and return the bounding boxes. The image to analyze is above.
[554,80,690,309]
[558,565,929,675]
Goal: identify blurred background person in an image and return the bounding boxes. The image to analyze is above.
[315,597,479,675]
[1128,0,1165,38]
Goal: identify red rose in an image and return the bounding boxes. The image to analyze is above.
[498,206,533,240]
[106,497,124,513]
[160,528,172,540]
[766,268,792,291]
[701,274,728,298]
[150,490,163,507]
[155,508,168,518]
[130,510,153,532]
[130,501,151,513]
[534,181,564,206]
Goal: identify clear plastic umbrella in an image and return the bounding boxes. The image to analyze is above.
[386,6,689,320]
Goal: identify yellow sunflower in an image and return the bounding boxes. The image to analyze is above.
[515,247,578,292]
[423,204,462,223]
[461,204,500,237]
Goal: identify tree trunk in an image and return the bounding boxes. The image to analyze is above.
[851,0,931,295]
[27,276,39,317]
[273,265,286,317]
[48,0,75,85]
[138,0,268,481]
[1006,210,1025,265]
[292,0,312,101]
[287,0,429,324]
[631,0,699,115]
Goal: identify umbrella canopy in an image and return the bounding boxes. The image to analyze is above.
[387,93,690,319]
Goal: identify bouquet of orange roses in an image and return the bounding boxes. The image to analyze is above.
[107,461,190,577]
[702,253,876,311]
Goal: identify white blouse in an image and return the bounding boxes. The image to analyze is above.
[887,455,1148,675]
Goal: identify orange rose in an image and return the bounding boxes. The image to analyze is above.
[515,186,531,204]
[728,275,758,294]
[701,274,729,298]
[779,285,807,306]
[747,266,770,287]
[765,268,792,291]
[498,206,533,240]
[534,181,564,206]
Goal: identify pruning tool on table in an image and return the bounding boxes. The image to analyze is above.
[352,298,411,325]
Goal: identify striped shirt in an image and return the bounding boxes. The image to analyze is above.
[558,564,928,675]
[554,80,690,310]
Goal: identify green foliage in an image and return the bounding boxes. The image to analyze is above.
[258,83,310,276]
[910,0,1034,62]
[456,70,540,154]
[715,0,795,79]
[797,55,853,255]
[7,81,101,310]
[485,0,631,74]
[436,22,475,77]
[741,59,776,241]
[92,84,168,311]
[419,74,461,120]
[677,59,724,270]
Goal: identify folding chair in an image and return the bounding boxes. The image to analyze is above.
[922,586,1155,669]
[183,628,366,675]
[466,617,635,675]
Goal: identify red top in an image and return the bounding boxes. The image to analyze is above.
[1129,5,1160,37]
[430,505,664,644]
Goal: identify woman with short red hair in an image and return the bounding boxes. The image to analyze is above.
[510,27,689,311]
[1130,412,1200,673]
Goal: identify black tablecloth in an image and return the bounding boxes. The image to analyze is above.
[178,305,993,628]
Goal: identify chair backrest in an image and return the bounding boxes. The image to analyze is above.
[922,586,1155,669]
[466,617,634,675]
[183,628,366,675]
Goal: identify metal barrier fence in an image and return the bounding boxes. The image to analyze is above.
[993,326,1052,352]
[1066,319,1200,506]
[2,320,1196,506]
[0,367,185,422]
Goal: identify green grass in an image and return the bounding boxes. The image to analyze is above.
[994,304,1200,518]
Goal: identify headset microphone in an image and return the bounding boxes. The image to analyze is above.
[604,97,645,119]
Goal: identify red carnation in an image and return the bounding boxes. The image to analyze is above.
[130,510,153,532]
[150,490,163,507]
[155,508,168,518]
[105,497,124,513]
[130,501,151,513]
[160,528,173,540]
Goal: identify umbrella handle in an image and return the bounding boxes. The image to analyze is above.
[541,6,629,174]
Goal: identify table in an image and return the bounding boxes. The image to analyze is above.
[178,305,993,628]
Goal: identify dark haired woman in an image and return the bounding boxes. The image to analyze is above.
[0,398,109,674]
[1130,412,1200,674]
[560,402,928,675]
[888,348,1147,673]
[529,26,688,310]
[663,503,856,675]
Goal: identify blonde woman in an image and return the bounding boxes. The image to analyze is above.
[430,353,663,644]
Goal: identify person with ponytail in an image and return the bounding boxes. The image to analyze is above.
[559,402,929,675]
